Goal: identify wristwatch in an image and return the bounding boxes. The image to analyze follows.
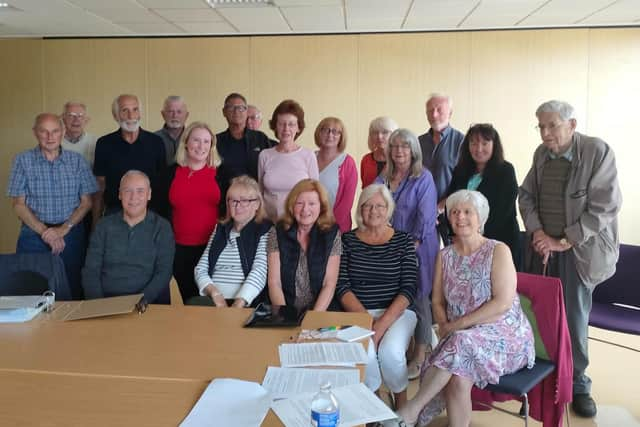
[559,237,569,248]
[64,221,74,230]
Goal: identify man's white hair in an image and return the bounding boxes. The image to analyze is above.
[536,100,575,121]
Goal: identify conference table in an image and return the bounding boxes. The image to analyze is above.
[0,303,372,426]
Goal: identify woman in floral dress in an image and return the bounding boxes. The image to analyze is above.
[386,189,535,427]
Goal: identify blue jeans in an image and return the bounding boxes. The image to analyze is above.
[17,224,86,300]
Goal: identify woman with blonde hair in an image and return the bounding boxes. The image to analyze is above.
[168,121,221,300]
[194,175,271,307]
[267,179,341,312]
[315,117,357,232]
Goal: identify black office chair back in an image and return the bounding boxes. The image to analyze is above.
[1,270,49,296]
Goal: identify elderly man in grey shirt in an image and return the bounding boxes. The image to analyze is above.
[82,170,175,303]
[155,95,189,166]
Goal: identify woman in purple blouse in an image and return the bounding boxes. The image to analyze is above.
[376,128,439,380]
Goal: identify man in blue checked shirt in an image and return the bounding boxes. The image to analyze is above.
[7,113,98,299]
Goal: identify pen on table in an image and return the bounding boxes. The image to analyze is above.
[317,325,352,332]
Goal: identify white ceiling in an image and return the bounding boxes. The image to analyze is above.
[0,0,638,38]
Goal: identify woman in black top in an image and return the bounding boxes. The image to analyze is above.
[336,183,418,409]
[445,123,520,265]
[267,179,341,312]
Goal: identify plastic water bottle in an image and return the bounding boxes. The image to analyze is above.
[310,382,340,427]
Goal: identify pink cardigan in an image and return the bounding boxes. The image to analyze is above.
[471,272,573,427]
[334,154,358,232]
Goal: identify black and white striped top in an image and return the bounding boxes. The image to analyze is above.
[336,230,417,309]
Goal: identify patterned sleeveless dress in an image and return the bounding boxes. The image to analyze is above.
[418,239,535,426]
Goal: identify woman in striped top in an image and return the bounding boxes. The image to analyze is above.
[336,184,418,409]
[194,175,271,307]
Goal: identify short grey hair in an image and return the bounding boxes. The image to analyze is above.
[384,128,424,180]
[369,116,398,134]
[355,184,395,230]
[445,189,490,234]
[248,104,262,116]
[62,101,88,115]
[163,95,186,110]
[119,169,150,189]
[536,100,575,121]
[112,94,141,118]
[427,93,452,109]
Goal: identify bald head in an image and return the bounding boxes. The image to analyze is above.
[33,113,64,131]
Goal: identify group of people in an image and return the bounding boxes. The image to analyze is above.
[6,91,621,426]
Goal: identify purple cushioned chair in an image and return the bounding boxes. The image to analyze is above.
[589,244,640,335]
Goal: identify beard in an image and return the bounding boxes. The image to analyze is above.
[166,119,183,129]
[120,119,141,133]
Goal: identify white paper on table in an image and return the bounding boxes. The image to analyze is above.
[271,383,397,427]
[180,378,271,427]
[278,342,368,367]
[262,366,360,400]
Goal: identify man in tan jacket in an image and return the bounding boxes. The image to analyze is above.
[519,100,622,418]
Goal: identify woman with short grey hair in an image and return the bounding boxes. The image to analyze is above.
[386,189,535,427]
[360,116,399,188]
[375,128,439,380]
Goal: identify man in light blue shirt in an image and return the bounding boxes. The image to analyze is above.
[7,113,97,299]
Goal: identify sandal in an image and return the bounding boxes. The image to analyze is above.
[407,360,423,380]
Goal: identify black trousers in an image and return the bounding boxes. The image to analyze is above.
[173,243,207,302]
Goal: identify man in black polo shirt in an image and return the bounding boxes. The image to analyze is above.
[93,94,168,225]
[216,93,274,216]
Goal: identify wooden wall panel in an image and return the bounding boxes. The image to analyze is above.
[0,39,44,251]
[587,28,640,244]
[251,35,359,150]
[42,39,98,117]
[147,37,252,133]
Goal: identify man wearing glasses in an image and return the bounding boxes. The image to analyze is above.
[61,101,96,167]
[519,100,622,418]
[216,93,274,216]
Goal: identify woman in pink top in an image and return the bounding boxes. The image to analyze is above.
[315,117,357,232]
[258,100,319,221]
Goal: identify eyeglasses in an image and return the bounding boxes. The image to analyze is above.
[228,198,257,208]
[224,104,248,113]
[362,203,387,212]
[320,127,342,136]
[535,121,565,133]
[64,112,86,119]
[389,143,411,151]
[247,114,261,120]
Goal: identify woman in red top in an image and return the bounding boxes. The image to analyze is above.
[360,116,398,188]
[168,121,221,300]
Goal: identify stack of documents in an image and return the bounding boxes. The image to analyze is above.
[262,366,360,399]
[0,295,47,323]
[278,342,368,367]
[271,383,396,427]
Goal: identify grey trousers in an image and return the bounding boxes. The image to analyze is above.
[528,249,593,395]
[414,295,433,346]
